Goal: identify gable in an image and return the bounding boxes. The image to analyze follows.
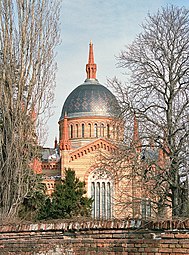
[69,138,116,162]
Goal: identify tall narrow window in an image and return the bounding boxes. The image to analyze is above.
[76,124,79,138]
[91,182,95,218]
[101,123,105,137]
[70,125,73,138]
[107,124,110,138]
[82,123,85,138]
[88,123,92,137]
[89,169,113,219]
[141,199,151,219]
[146,200,151,217]
[96,182,100,218]
[107,182,111,219]
[102,182,106,218]
[94,123,98,137]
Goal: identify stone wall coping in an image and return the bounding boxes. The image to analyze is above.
[0,219,189,234]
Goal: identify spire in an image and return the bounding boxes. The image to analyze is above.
[88,40,94,63]
[86,40,97,79]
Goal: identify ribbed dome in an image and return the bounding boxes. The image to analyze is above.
[60,79,120,120]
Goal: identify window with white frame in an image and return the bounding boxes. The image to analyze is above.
[141,198,151,219]
[88,169,113,219]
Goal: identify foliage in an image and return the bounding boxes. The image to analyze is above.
[109,5,189,217]
[38,169,92,220]
[0,0,61,221]
[19,175,48,221]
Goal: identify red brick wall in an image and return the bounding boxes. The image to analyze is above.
[0,219,189,254]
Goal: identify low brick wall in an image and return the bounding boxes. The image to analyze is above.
[0,219,189,254]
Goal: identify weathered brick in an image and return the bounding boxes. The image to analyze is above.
[179,239,189,244]
[160,243,169,248]
[160,239,178,243]
[175,233,189,239]
[138,248,145,252]
[182,243,189,248]
[161,233,175,238]
[127,243,135,248]
[144,247,159,252]
[175,243,182,248]
[134,243,143,247]
[172,248,189,253]
[159,248,173,252]
[1,221,189,254]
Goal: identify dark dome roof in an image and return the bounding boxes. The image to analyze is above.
[60,79,120,120]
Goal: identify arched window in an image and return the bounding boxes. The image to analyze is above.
[107,124,110,138]
[89,169,113,219]
[101,123,105,137]
[70,125,73,138]
[88,123,92,137]
[76,124,79,138]
[82,123,85,138]
[94,123,98,138]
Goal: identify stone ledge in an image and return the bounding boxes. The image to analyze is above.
[1,219,189,234]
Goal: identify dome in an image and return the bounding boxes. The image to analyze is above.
[60,78,120,120]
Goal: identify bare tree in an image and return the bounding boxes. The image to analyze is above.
[0,0,61,221]
[109,6,189,217]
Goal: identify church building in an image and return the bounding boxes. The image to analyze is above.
[41,42,165,219]
[58,41,124,219]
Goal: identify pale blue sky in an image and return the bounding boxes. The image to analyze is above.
[44,0,189,147]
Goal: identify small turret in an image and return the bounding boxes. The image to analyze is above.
[60,113,71,150]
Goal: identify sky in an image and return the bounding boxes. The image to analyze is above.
[44,0,189,147]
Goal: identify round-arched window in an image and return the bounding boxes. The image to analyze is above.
[88,169,113,219]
